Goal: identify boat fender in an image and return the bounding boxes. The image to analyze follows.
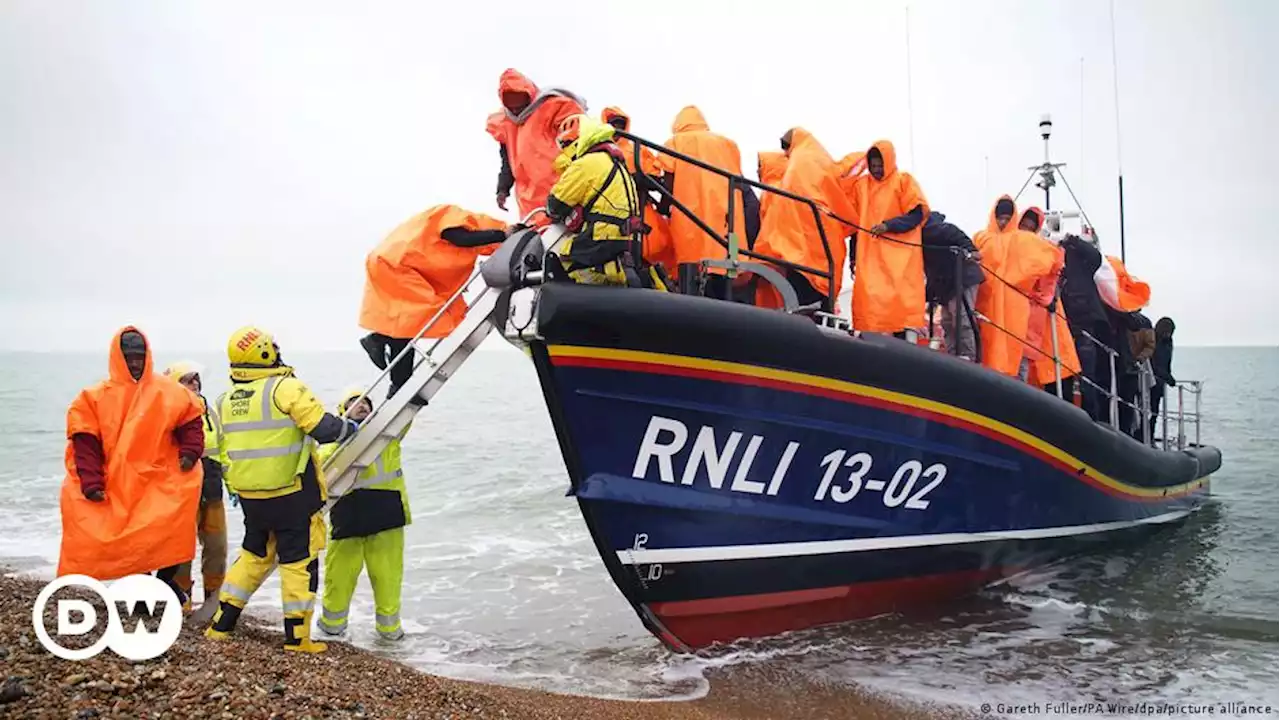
[481,228,544,290]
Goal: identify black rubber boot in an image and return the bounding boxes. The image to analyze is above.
[359,334,388,370]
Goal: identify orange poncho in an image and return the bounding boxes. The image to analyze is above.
[601,106,658,176]
[972,196,1064,376]
[1027,296,1081,386]
[835,151,868,223]
[849,140,928,333]
[753,128,857,306]
[656,106,746,268]
[1018,207,1081,386]
[757,151,788,186]
[59,327,204,580]
[359,205,508,340]
[756,150,788,230]
[601,106,674,270]
[1095,255,1151,312]
[485,69,585,219]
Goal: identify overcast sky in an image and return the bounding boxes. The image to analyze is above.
[1,0,1275,352]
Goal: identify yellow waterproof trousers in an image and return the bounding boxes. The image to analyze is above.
[175,498,228,606]
[318,527,405,640]
[206,511,328,652]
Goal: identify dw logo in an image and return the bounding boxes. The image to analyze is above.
[31,574,183,661]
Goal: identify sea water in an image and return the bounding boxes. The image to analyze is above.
[1,345,1275,714]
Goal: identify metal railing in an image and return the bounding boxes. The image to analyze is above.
[610,129,1203,451]
[618,130,841,313]
[1070,330,1204,450]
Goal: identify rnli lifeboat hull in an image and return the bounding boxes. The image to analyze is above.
[525,283,1220,652]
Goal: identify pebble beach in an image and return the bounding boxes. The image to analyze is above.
[2,571,966,720]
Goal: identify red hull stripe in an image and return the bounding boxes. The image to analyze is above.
[547,346,1208,501]
[649,567,1016,650]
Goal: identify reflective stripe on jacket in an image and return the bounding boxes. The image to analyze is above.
[218,376,308,494]
[318,424,411,540]
[201,400,223,461]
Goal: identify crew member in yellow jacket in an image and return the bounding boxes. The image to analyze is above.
[205,326,361,653]
[316,387,412,641]
[546,114,668,290]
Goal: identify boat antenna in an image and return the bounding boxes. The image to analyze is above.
[1079,56,1085,202]
[1017,116,1099,235]
[905,5,917,171]
[1109,0,1127,263]
[1030,114,1064,211]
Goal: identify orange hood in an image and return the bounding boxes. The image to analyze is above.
[601,106,631,131]
[109,326,152,384]
[787,127,820,155]
[987,194,1019,233]
[1020,206,1045,233]
[867,139,898,181]
[672,106,709,133]
[758,150,788,185]
[498,68,538,107]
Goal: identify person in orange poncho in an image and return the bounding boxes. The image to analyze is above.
[601,106,676,271]
[655,106,747,289]
[755,150,789,240]
[972,196,1063,377]
[359,206,510,397]
[758,150,788,187]
[486,69,586,219]
[1018,207,1081,397]
[753,128,858,312]
[59,327,205,598]
[848,140,928,335]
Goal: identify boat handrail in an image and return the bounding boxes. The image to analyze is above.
[948,264,1204,451]
[616,130,842,313]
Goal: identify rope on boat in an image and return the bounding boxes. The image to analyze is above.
[619,132,1177,440]
[814,208,1157,421]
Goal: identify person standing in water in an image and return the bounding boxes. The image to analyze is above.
[316,388,412,641]
[206,326,361,653]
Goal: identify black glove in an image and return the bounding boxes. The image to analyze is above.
[179,454,197,472]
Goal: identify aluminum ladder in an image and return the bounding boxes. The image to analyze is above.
[320,219,565,509]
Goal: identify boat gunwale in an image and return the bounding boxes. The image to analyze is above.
[530,282,1222,496]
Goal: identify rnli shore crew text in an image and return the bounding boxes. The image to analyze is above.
[632,416,947,511]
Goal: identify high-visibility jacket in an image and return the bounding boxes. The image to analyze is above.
[218,376,310,495]
[200,398,223,462]
[318,424,411,541]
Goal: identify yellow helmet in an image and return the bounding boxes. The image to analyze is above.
[227,326,279,367]
[162,360,203,383]
[335,385,371,417]
[556,113,585,149]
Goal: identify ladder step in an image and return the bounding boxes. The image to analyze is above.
[321,273,506,498]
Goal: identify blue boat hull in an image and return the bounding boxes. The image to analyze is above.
[525,283,1219,650]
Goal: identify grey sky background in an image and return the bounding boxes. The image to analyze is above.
[1,0,1275,352]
